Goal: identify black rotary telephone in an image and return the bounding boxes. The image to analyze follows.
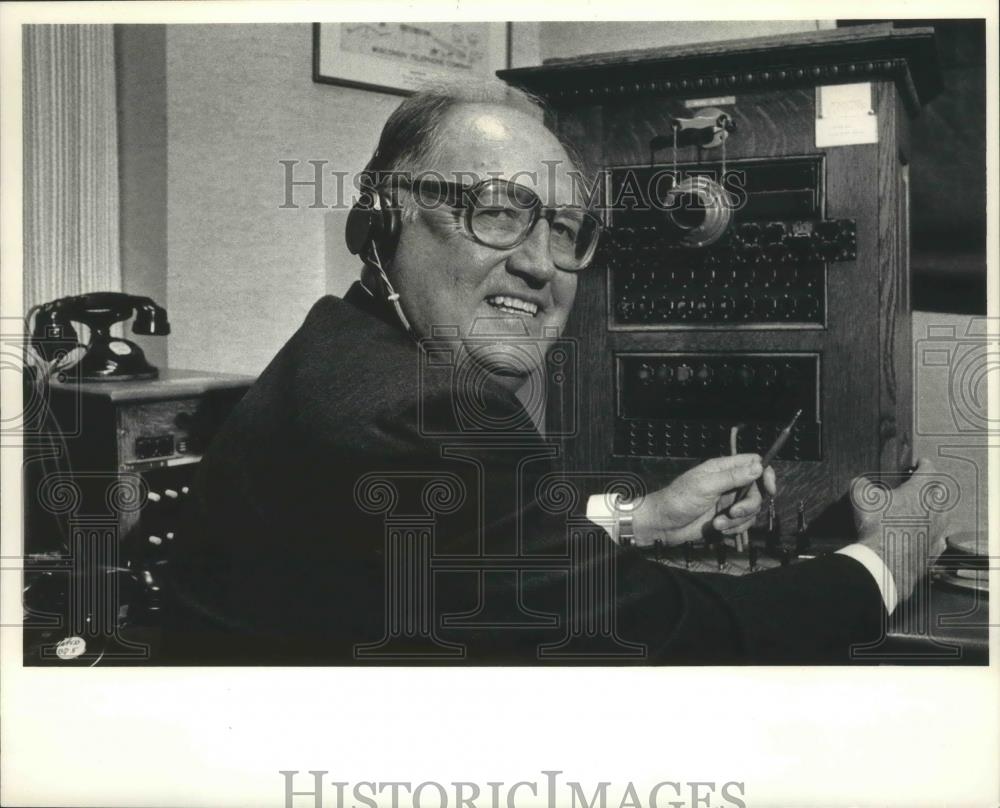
[30,292,170,381]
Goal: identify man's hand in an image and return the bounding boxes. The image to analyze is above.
[632,454,776,546]
[851,458,950,604]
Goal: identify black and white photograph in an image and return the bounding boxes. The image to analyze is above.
[1,2,997,806]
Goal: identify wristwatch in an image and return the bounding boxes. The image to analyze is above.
[615,496,638,547]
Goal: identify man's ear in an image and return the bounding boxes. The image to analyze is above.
[398,194,420,225]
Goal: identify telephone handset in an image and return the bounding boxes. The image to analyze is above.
[30,292,170,381]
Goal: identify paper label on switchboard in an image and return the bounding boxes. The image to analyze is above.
[815,82,878,148]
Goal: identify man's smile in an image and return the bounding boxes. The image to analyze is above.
[485,294,541,317]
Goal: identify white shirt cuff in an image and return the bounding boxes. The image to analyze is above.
[835,543,899,615]
[586,497,898,614]
[586,493,620,543]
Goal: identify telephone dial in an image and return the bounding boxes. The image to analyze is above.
[29,292,170,381]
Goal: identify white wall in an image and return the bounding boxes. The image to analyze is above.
[164,24,400,375]
[117,25,168,371]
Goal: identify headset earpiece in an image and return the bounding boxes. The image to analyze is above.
[345,184,412,332]
[345,188,400,265]
[345,190,377,256]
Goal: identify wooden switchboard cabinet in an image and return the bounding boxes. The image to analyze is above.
[500,24,942,542]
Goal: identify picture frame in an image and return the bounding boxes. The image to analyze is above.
[313,22,511,96]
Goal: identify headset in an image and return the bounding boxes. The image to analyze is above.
[345,182,412,332]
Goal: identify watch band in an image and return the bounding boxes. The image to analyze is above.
[615,496,638,546]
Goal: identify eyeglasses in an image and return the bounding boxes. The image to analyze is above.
[396,177,603,272]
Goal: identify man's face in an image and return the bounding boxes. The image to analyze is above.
[388,104,582,388]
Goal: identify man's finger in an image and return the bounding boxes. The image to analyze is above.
[713,512,759,532]
[720,517,756,535]
[717,491,736,510]
[727,480,762,518]
[699,454,762,473]
[697,454,763,494]
[761,466,777,496]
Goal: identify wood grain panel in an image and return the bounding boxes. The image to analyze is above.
[602,89,817,167]
[874,85,914,473]
[817,111,881,535]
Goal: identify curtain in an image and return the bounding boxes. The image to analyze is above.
[23,25,121,309]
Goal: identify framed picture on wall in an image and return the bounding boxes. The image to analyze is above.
[313,22,511,95]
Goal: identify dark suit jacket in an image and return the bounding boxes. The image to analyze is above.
[166,282,886,664]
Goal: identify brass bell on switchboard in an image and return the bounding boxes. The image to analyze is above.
[654,107,737,248]
[662,174,734,248]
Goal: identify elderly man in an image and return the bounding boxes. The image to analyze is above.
[167,82,946,664]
